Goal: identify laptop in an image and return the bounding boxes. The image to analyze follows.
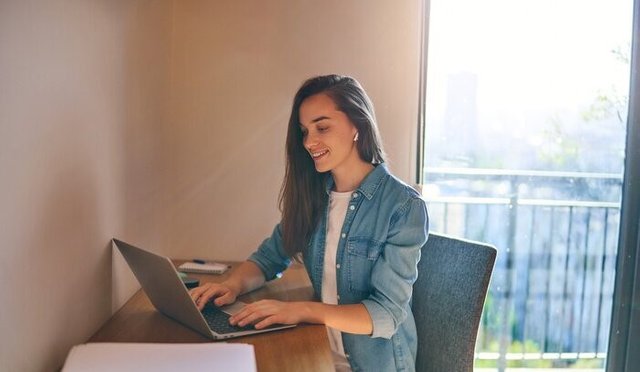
[113,238,296,340]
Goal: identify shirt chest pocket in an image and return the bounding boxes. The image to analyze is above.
[345,238,383,293]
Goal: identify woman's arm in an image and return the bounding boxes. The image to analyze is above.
[308,302,373,335]
[222,260,267,296]
[229,300,374,335]
[361,196,429,338]
[191,223,292,310]
[189,260,266,310]
[192,261,374,334]
[227,198,428,336]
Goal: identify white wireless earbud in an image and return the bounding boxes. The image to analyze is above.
[353,132,359,142]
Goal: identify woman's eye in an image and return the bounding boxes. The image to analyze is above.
[318,127,328,132]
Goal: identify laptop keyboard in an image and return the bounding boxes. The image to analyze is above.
[202,304,255,334]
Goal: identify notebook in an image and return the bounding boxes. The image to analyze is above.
[112,238,296,340]
[179,261,229,274]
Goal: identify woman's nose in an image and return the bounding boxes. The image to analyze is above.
[304,133,318,148]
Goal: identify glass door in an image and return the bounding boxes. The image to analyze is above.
[421,0,634,370]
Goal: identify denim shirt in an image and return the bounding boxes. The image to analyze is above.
[249,164,429,372]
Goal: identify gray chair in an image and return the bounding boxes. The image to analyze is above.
[412,232,497,372]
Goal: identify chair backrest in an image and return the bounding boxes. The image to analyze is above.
[412,232,497,372]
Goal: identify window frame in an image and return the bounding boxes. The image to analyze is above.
[606,1,640,370]
[415,0,429,185]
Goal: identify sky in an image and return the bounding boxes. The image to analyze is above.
[426,0,633,171]
[425,0,633,126]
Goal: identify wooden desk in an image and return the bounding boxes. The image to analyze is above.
[90,262,333,372]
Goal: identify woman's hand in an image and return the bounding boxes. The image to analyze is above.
[188,261,268,311]
[189,282,239,310]
[229,300,311,329]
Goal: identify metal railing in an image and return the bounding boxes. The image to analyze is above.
[422,167,623,370]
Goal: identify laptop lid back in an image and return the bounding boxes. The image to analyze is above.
[113,239,214,339]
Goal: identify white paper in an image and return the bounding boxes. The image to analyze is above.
[62,343,256,372]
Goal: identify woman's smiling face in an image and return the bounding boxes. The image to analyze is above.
[299,93,360,174]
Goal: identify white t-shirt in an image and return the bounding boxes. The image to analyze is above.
[322,191,353,372]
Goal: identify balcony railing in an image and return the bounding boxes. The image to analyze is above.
[422,167,623,370]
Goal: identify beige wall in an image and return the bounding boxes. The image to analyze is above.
[0,1,173,371]
[168,0,423,261]
[0,0,422,371]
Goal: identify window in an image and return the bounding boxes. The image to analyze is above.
[418,0,635,370]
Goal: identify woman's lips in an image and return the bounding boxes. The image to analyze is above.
[311,149,329,161]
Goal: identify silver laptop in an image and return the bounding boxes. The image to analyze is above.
[113,238,296,340]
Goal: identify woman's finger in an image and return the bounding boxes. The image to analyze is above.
[231,301,281,326]
[213,291,235,306]
[229,303,263,325]
[228,307,251,325]
[255,315,280,329]
[197,286,227,309]
[189,283,210,302]
[235,309,268,327]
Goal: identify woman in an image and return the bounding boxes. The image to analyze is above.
[189,75,429,371]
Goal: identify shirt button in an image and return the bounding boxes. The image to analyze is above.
[336,264,341,269]
[341,233,346,238]
[349,205,355,211]
[337,295,340,301]
[345,354,350,359]
[353,193,359,198]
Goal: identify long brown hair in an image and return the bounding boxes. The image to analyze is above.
[279,75,386,258]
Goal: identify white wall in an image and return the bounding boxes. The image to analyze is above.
[0,1,173,371]
[0,0,422,370]
[167,0,423,261]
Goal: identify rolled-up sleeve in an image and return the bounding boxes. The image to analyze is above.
[248,223,292,281]
[362,196,429,339]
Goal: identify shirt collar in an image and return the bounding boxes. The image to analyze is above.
[324,163,388,200]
